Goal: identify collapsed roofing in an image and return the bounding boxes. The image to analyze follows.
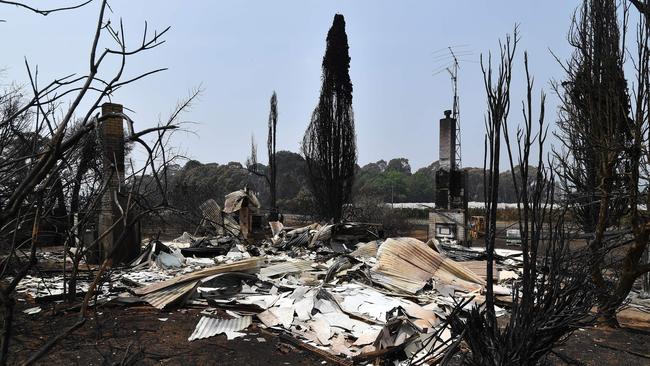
[15,192,524,365]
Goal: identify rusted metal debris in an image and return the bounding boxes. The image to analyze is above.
[371,237,485,294]
[223,189,260,214]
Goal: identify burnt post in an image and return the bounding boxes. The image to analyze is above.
[97,102,140,263]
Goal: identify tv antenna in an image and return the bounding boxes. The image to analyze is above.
[433,45,475,169]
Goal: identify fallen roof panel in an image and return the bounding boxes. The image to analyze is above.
[134,258,262,296]
[142,280,199,310]
[188,315,252,341]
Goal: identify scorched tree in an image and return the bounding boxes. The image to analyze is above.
[302,14,357,222]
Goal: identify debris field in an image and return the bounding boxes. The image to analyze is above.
[14,219,525,365]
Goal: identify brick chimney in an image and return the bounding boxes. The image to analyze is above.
[97,103,139,263]
[439,110,456,171]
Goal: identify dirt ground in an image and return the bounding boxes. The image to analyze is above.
[9,300,325,365]
[547,308,650,366]
[7,295,650,366]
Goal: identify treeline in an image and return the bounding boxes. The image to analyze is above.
[164,151,532,216]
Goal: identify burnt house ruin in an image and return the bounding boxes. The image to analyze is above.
[429,110,468,244]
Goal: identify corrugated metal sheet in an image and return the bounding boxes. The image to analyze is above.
[260,260,314,277]
[188,316,252,341]
[285,231,310,247]
[462,260,497,280]
[370,237,484,294]
[309,224,333,246]
[350,241,379,258]
[142,280,199,309]
[369,269,426,294]
[223,190,260,213]
[134,258,261,296]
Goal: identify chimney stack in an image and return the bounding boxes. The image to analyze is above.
[439,110,456,171]
[96,102,139,264]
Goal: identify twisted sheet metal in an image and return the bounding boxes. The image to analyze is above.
[223,189,260,213]
[370,237,485,294]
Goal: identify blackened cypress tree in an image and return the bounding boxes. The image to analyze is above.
[302,14,357,222]
[267,91,278,220]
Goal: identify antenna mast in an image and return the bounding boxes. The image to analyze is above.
[446,47,462,169]
[434,45,472,169]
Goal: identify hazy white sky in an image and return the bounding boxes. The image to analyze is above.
[2,1,582,169]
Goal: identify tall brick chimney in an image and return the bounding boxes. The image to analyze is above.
[97,103,139,263]
[439,110,456,171]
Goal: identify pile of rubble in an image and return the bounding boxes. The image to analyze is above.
[120,231,514,365]
[14,192,522,365]
[16,225,519,364]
